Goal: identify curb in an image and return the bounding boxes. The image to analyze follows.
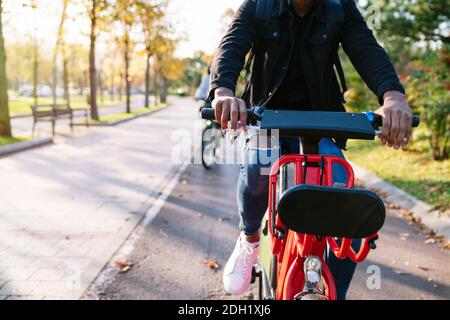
[10,100,140,119]
[351,161,450,240]
[10,114,30,119]
[73,105,168,127]
[0,137,53,158]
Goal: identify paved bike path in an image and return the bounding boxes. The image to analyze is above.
[0,97,196,299]
[97,163,450,300]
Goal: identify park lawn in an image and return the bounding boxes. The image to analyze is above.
[90,104,167,124]
[0,136,31,147]
[346,127,450,215]
[9,96,132,116]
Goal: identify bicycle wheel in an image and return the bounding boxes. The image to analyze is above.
[201,125,218,169]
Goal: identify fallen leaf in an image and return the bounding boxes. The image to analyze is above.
[118,265,131,273]
[115,261,129,268]
[400,233,410,240]
[205,259,220,270]
[388,203,401,210]
[115,261,133,273]
[394,270,409,275]
[159,229,168,238]
[443,242,450,250]
[416,265,430,271]
[424,238,437,245]
[181,180,188,185]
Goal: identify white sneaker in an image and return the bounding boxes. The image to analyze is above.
[223,235,259,295]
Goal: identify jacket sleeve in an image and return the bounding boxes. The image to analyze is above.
[208,0,257,100]
[340,0,405,105]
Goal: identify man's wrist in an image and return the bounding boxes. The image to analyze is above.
[383,90,407,102]
[215,87,234,98]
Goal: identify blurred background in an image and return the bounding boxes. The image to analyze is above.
[1,0,447,213]
[0,0,448,300]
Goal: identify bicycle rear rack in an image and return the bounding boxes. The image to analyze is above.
[267,154,377,263]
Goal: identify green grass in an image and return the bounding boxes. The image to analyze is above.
[90,104,167,124]
[9,96,133,116]
[0,136,31,147]
[346,127,450,215]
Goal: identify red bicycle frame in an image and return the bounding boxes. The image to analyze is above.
[266,154,379,300]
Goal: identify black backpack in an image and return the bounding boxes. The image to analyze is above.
[246,0,348,97]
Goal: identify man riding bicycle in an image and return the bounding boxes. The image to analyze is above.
[208,0,413,300]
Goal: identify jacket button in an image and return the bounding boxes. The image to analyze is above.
[323,34,328,39]
[273,32,279,38]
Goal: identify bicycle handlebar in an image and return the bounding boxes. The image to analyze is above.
[201,107,420,130]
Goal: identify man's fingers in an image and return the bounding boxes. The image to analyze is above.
[230,100,239,130]
[221,102,230,129]
[388,112,400,147]
[393,109,407,150]
[380,110,391,145]
[213,99,222,124]
[238,100,247,128]
[402,113,413,150]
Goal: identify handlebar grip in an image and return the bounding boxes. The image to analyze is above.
[373,114,420,128]
[201,108,216,120]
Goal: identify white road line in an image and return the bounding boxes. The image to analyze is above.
[82,163,188,299]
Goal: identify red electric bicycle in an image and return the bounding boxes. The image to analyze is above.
[202,107,420,300]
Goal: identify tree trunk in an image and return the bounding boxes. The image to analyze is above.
[153,56,160,105]
[160,77,167,104]
[62,40,70,105]
[33,38,38,107]
[110,71,114,101]
[0,0,11,137]
[52,0,69,106]
[89,0,99,120]
[98,68,104,106]
[119,72,123,101]
[144,53,151,108]
[124,34,131,113]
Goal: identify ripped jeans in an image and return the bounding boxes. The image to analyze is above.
[237,134,360,300]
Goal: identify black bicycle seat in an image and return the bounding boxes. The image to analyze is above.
[277,185,386,238]
[260,110,376,140]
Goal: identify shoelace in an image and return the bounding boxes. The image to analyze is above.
[234,245,256,274]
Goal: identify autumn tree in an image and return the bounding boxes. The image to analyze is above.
[52,0,70,106]
[153,32,184,103]
[136,0,163,108]
[112,0,139,113]
[86,0,108,120]
[0,0,10,137]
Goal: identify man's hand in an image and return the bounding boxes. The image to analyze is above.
[212,87,247,130]
[375,91,413,150]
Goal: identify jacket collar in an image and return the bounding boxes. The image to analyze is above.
[284,0,325,20]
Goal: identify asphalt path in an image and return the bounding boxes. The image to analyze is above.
[89,98,450,300]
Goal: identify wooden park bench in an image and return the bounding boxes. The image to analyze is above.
[31,104,89,137]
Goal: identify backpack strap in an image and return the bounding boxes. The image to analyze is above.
[255,0,274,30]
[325,0,348,97]
[243,0,275,91]
[325,0,345,35]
